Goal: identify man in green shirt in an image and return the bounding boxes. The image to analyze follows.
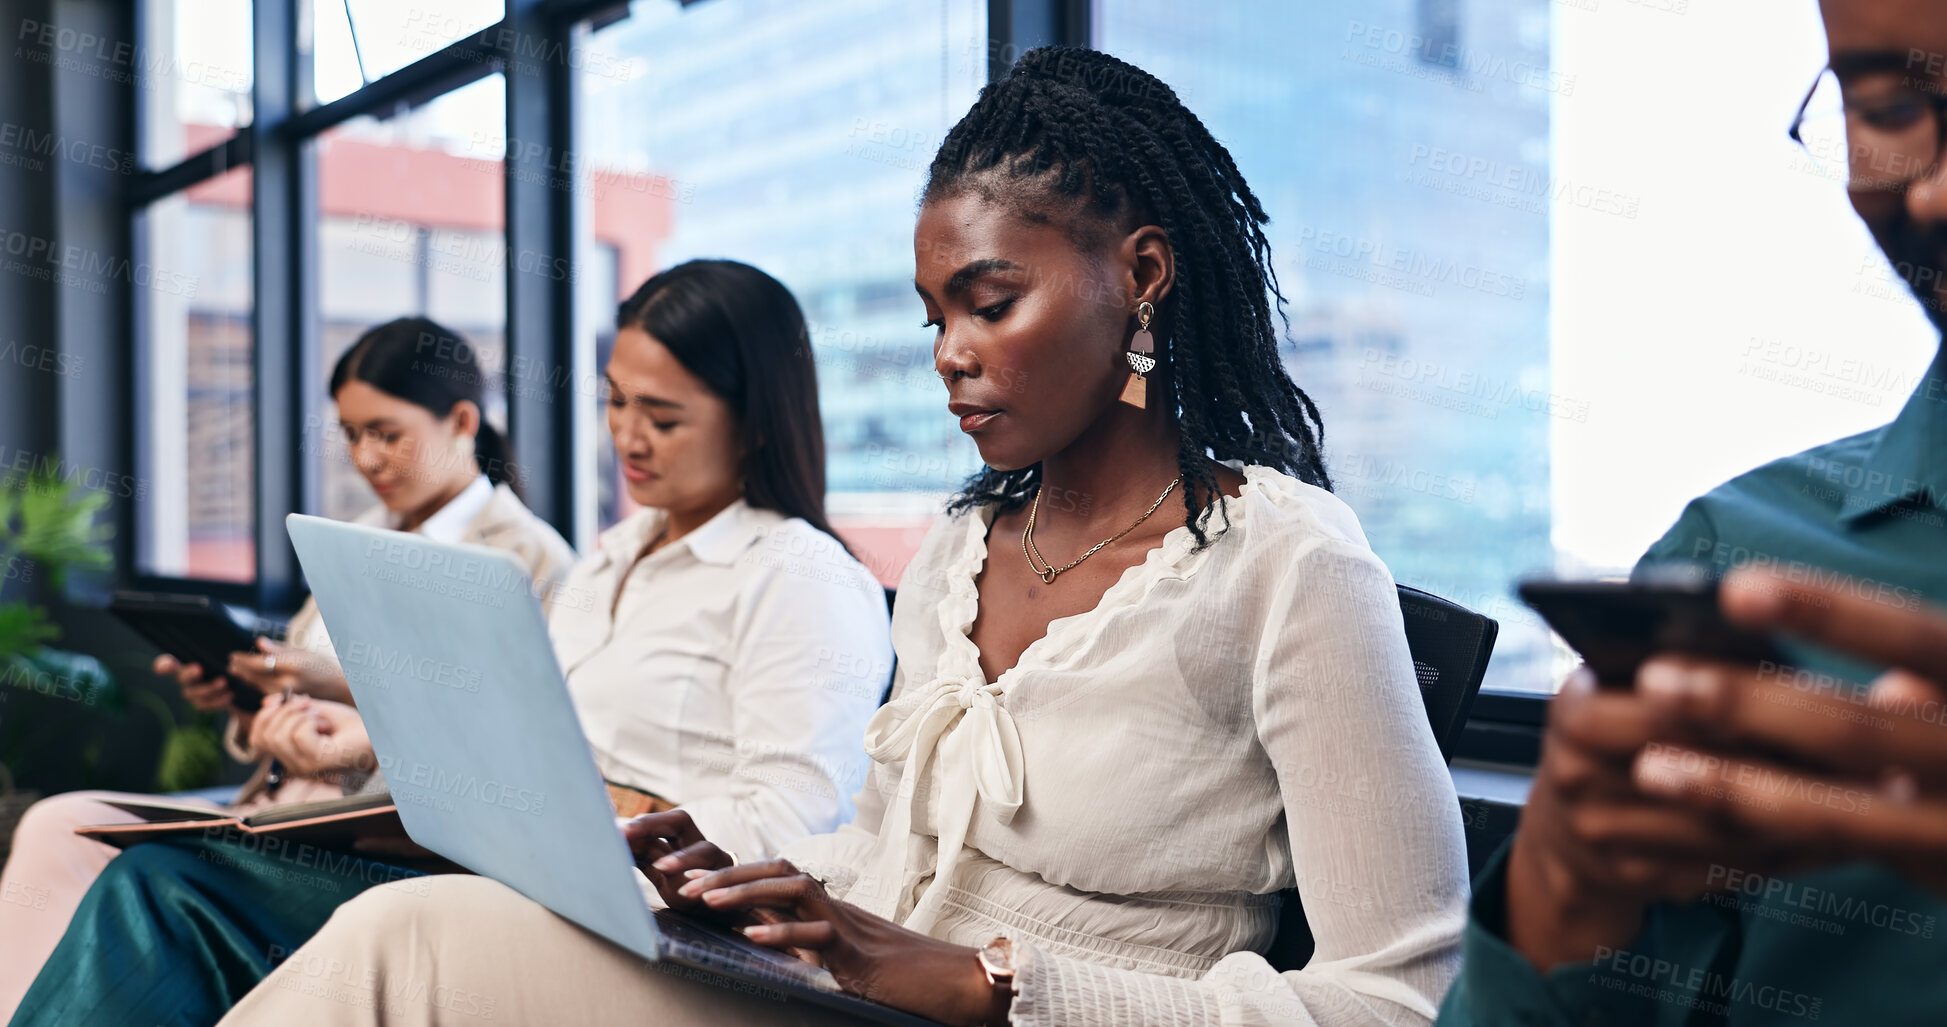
[1439,1,1947,1022]
[1441,570,1947,1025]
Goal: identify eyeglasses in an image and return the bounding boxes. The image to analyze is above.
[1789,66,1947,192]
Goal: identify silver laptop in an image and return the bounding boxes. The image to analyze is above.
[286,514,936,1025]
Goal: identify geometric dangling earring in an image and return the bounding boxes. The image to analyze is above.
[1118,300,1158,409]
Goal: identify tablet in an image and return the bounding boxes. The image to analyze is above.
[109,590,266,711]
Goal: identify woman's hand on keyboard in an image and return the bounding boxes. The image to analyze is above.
[625,810,736,914]
[681,859,1004,1026]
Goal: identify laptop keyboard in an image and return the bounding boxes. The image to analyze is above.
[652,909,842,994]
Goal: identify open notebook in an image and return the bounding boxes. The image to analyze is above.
[75,791,405,850]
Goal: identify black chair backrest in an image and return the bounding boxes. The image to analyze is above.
[1260,583,1499,973]
[1395,584,1499,764]
[880,588,898,705]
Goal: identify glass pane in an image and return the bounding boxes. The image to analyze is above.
[578,0,987,582]
[314,74,507,522]
[137,165,254,581]
[314,0,503,104]
[138,0,254,168]
[1549,11,1935,653]
[1098,1,1557,694]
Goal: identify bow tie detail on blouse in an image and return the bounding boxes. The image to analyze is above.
[852,675,1024,933]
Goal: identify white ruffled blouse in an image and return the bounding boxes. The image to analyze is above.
[779,465,1469,1026]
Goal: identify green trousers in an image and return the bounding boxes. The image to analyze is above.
[10,831,429,1027]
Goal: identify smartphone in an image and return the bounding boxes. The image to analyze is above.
[109,590,267,712]
[1517,571,1786,687]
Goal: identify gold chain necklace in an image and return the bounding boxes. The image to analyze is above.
[1021,476,1183,584]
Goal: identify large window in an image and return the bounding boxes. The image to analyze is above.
[313,0,504,104]
[1546,2,1937,570]
[1095,0,1942,695]
[1098,0,1557,693]
[577,0,988,582]
[315,76,508,521]
[129,0,523,594]
[136,164,255,582]
[117,0,1945,733]
[136,0,253,169]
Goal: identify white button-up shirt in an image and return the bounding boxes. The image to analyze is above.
[408,474,496,546]
[548,499,892,862]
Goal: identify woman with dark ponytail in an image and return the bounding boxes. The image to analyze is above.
[220,49,1464,1027]
[325,316,526,502]
[201,315,578,805]
[195,315,575,728]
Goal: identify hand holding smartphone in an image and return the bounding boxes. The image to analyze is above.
[1518,565,1786,687]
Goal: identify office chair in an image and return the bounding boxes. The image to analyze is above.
[880,588,898,705]
[1395,584,1499,764]
[1260,583,1500,974]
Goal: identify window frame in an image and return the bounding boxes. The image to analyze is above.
[117,0,1545,763]
[123,0,626,610]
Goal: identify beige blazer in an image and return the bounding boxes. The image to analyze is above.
[224,484,577,806]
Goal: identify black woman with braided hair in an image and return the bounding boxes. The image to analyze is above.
[221,47,1467,1027]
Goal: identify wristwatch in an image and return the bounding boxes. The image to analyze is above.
[976,935,1016,994]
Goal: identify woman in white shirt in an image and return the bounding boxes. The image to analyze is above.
[0,316,577,1019]
[549,257,893,857]
[220,47,1467,1027]
[9,261,892,1027]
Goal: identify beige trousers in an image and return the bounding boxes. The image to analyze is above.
[218,875,866,1027]
[0,778,344,1021]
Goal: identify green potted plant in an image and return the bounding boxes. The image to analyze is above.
[0,462,223,847]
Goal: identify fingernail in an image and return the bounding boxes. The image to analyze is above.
[652,855,679,872]
[741,925,772,941]
[684,868,709,879]
[1639,662,1703,699]
[1636,766,1679,795]
[1634,749,1693,795]
[677,879,703,897]
[1728,569,1785,618]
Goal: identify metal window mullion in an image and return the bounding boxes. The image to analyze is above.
[130,134,253,210]
[293,134,320,525]
[250,0,313,613]
[537,0,628,24]
[51,0,138,588]
[560,21,594,549]
[1064,0,1090,49]
[502,0,580,535]
[281,31,506,143]
[987,0,1091,80]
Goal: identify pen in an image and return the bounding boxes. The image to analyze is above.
[265,686,296,790]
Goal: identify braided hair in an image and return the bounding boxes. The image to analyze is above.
[928,46,1330,548]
